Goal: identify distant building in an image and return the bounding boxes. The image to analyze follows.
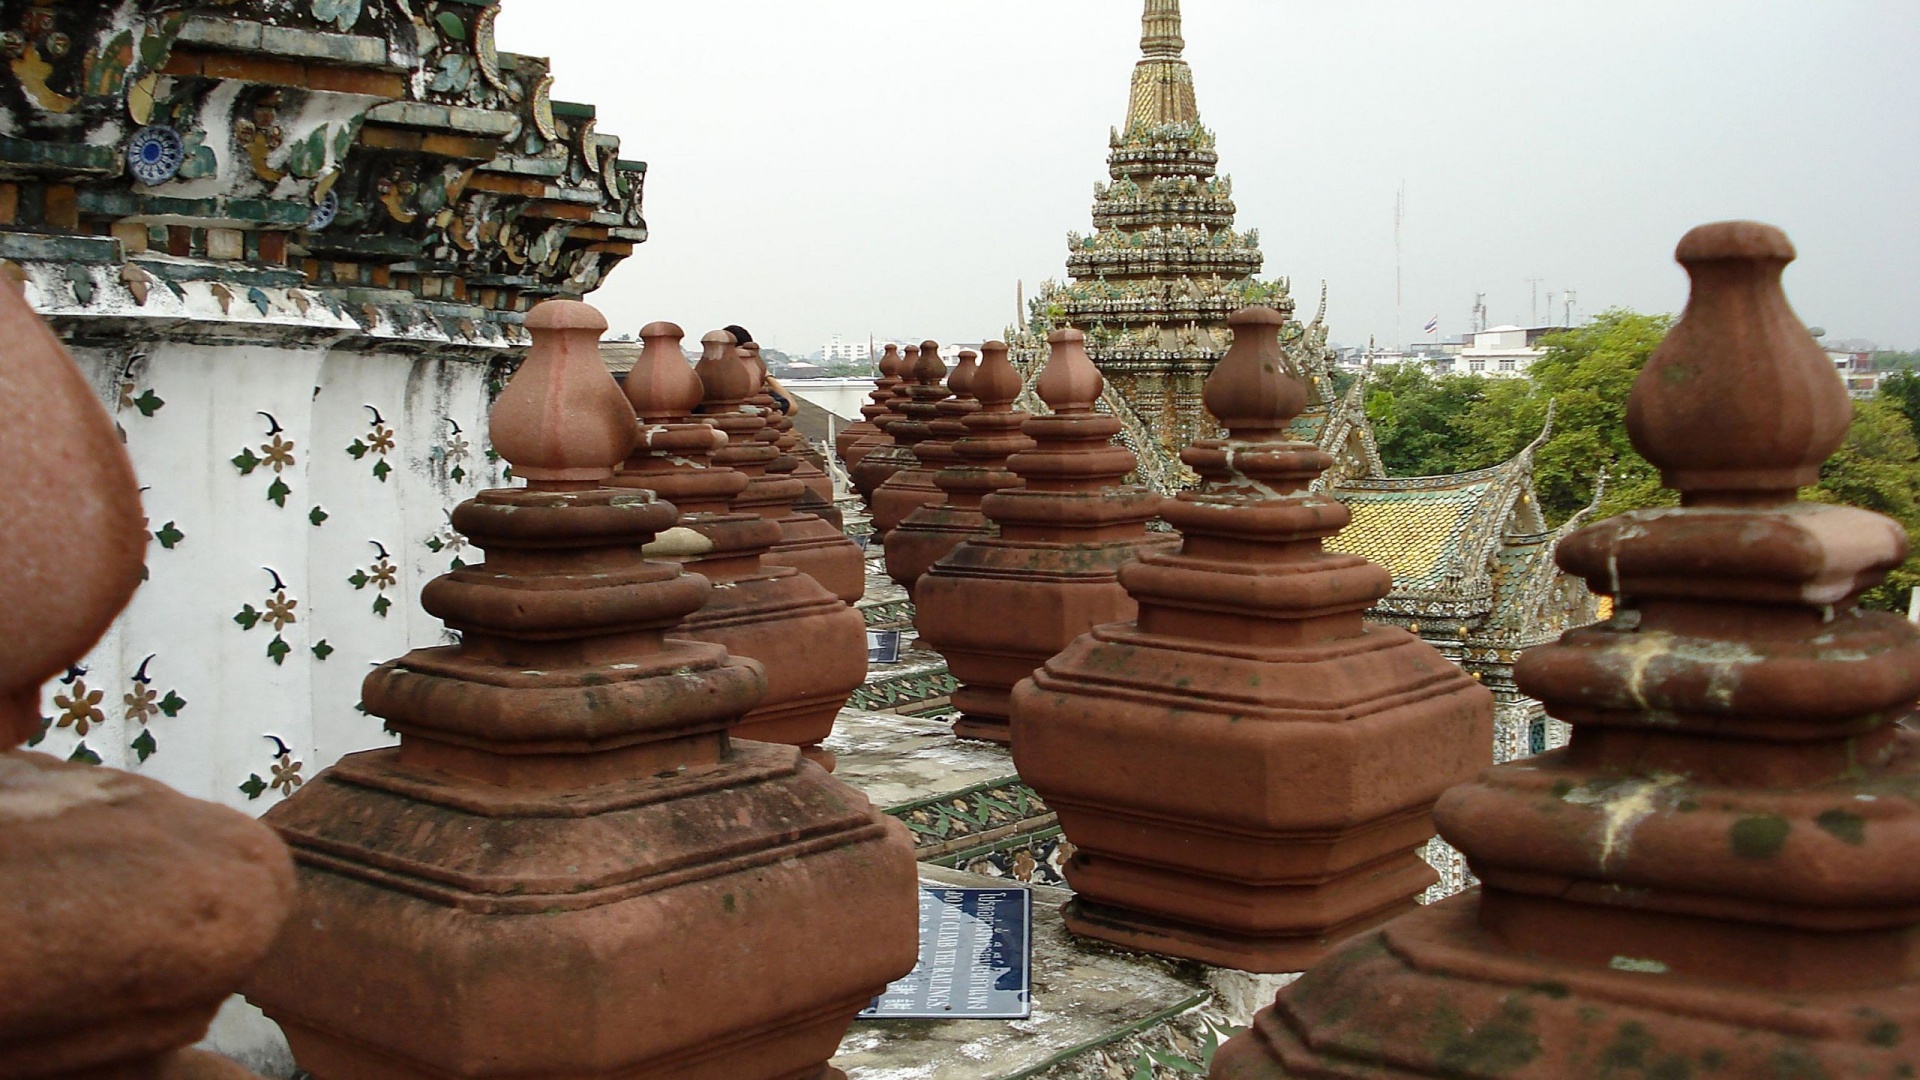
[1830,351,1882,399]
[821,336,875,365]
[1431,325,1562,378]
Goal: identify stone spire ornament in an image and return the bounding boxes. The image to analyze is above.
[839,343,904,470]
[244,301,917,1079]
[917,328,1179,744]
[853,340,947,509]
[614,321,748,516]
[0,279,294,1077]
[626,328,866,768]
[737,342,866,605]
[1013,307,1493,971]
[1214,223,1920,1077]
[875,347,977,550]
[886,342,1031,599]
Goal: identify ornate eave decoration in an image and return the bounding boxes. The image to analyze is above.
[0,0,645,357]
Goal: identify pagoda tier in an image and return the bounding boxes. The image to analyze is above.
[1031,0,1299,457]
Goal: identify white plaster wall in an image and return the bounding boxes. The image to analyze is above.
[26,335,509,1072]
[32,340,504,815]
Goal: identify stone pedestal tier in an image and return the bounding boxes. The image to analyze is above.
[724,343,866,606]
[887,342,1031,599]
[854,341,944,508]
[1215,225,1920,1075]
[245,302,917,1080]
[917,329,1179,746]
[1013,307,1493,973]
[744,341,842,530]
[0,280,294,1079]
[720,351,866,607]
[874,346,967,537]
[839,343,905,471]
[615,328,864,768]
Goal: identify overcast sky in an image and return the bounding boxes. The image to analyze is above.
[497,1,1920,354]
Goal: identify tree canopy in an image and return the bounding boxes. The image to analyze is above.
[1362,308,1920,612]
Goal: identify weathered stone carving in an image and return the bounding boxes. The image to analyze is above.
[1014,306,1493,972]
[877,346,975,555]
[839,342,904,471]
[0,279,293,1077]
[685,330,867,767]
[888,346,1019,598]
[917,328,1179,745]
[243,301,917,1079]
[1215,222,1920,1077]
[854,340,946,512]
[737,341,865,604]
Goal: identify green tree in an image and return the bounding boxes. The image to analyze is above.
[1363,363,1491,477]
[1359,309,1920,611]
[1878,370,1920,436]
[1364,309,1675,523]
[1812,397,1920,612]
[1873,350,1920,372]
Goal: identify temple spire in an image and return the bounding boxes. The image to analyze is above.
[1141,0,1185,58]
[1128,0,1199,130]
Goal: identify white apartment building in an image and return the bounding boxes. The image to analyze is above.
[820,336,875,364]
[1431,325,1558,378]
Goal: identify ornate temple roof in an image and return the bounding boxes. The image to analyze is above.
[0,0,643,355]
[1327,418,1552,616]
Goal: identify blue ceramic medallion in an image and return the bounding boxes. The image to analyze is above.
[307,189,339,231]
[126,126,185,186]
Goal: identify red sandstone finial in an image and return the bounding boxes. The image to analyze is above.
[879,343,901,376]
[1037,329,1103,415]
[0,280,146,748]
[697,329,754,407]
[1205,307,1306,438]
[973,341,1020,409]
[1629,221,1852,504]
[949,349,979,400]
[914,341,946,385]
[491,300,635,486]
[626,321,704,422]
[741,341,768,385]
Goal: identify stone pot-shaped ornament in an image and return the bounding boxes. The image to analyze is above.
[742,341,843,530]
[0,278,295,1078]
[916,328,1180,745]
[244,302,918,1080]
[838,343,905,471]
[666,330,868,766]
[1215,223,1920,1076]
[879,349,979,591]
[730,344,866,605]
[886,342,1031,599]
[615,321,750,518]
[872,345,967,537]
[1013,306,1494,972]
[852,340,943,507]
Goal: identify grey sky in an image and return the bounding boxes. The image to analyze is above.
[497,1,1920,354]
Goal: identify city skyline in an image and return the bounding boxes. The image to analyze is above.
[498,0,1920,352]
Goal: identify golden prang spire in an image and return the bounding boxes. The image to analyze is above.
[1128,0,1199,132]
[1141,0,1185,57]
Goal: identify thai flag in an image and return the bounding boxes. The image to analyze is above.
[1423,315,1440,335]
